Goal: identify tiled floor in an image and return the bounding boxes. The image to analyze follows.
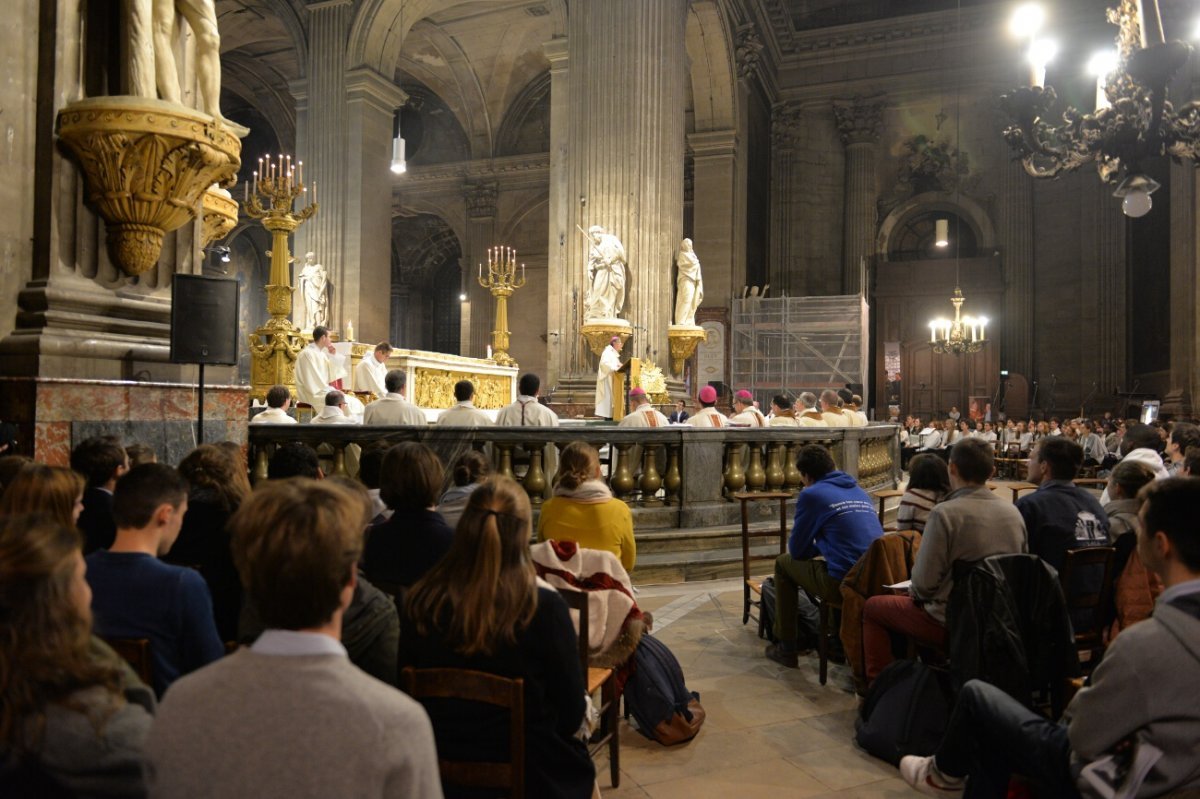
[596,578,922,798]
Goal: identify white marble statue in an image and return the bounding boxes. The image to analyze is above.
[583,225,627,321]
[127,0,243,131]
[673,238,705,326]
[298,252,329,329]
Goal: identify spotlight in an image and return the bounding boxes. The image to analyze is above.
[1008,4,1045,39]
[458,293,468,302]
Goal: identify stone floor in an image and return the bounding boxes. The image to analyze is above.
[595,578,923,798]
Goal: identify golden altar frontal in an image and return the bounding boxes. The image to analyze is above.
[347,345,518,417]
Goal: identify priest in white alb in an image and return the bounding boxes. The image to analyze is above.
[353,341,392,400]
[295,326,345,408]
[594,336,623,420]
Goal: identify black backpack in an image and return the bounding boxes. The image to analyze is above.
[624,634,706,745]
[855,659,954,765]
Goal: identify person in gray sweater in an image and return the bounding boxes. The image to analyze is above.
[901,477,1200,799]
[146,479,442,799]
[861,439,1027,683]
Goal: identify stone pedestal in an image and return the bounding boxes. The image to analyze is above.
[667,325,707,375]
[580,320,632,357]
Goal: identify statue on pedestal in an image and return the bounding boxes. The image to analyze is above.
[673,238,705,326]
[582,225,627,321]
[298,252,329,329]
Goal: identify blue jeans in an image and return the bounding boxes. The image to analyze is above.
[935,680,1079,799]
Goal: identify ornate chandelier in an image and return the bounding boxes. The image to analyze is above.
[998,0,1199,217]
[929,286,987,356]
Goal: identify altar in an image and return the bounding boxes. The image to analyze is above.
[345,344,518,422]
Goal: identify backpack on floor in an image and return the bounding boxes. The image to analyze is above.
[855,659,954,766]
[624,634,706,746]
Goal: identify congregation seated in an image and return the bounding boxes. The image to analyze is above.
[71,436,129,554]
[0,462,85,528]
[438,450,491,530]
[537,441,635,572]
[861,439,1027,684]
[1165,421,1200,476]
[148,479,440,797]
[86,463,224,696]
[900,478,1200,799]
[1104,460,1161,633]
[1100,423,1170,504]
[267,441,323,480]
[249,384,298,425]
[895,454,949,533]
[358,444,390,522]
[0,514,155,798]
[400,477,596,799]
[164,444,251,643]
[765,444,883,667]
[1017,437,1109,574]
[0,454,34,495]
[667,399,689,424]
[124,443,157,467]
[362,442,454,591]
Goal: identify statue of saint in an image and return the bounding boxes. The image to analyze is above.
[298,252,329,329]
[583,225,627,321]
[674,238,705,326]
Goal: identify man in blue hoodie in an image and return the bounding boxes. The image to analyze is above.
[766,444,883,667]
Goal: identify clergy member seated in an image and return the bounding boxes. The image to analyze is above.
[668,399,689,424]
[363,370,427,426]
[353,341,392,400]
[899,478,1200,799]
[295,325,346,409]
[796,392,827,427]
[71,436,129,554]
[688,385,727,428]
[819,389,849,427]
[729,389,767,427]
[436,380,493,427]
[250,384,297,425]
[619,387,669,428]
[496,373,559,427]
[146,479,441,798]
[312,390,361,425]
[769,394,799,427]
[86,464,224,696]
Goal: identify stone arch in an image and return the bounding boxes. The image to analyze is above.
[686,0,736,131]
[495,72,551,157]
[398,81,472,166]
[876,192,996,263]
[391,212,463,352]
[399,20,493,158]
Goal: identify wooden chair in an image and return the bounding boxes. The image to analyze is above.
[294,402,315,423]
[732,490,790,631]
[801,583,844,686]
[102,637,153,686]
[558,589,620,788]
[400,667,525,798]
[870,488,904,529]
[1060,546,1117,667]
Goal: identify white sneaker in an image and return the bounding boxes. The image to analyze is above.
[899,755,965,798]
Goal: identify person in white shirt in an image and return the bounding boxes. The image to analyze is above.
[769,395,799,427]
[729,389,768,427]
[495,373,559,427]
[594,336,624,420]
[363,370,427,426]
[619,387,669,428]
[295,326,347,409]
[353,342,392,400]
[436,380,493,427]
[251,385,298,425]
[688,385,728,428]
[312,391,360,425]
[849,394,869,426]
[819,390,849,427]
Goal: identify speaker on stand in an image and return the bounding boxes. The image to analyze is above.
[171,275,240,443]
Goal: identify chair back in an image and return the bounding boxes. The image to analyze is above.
[400,667,524,797]
[1059,546,1117,646]
[102,637,153,686]
[556,588,590,674]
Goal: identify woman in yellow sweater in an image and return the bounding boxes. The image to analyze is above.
[537,441,636,572]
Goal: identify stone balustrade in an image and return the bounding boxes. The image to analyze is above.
[247,424,900,529]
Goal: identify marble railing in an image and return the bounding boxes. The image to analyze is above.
[247,424,900,528]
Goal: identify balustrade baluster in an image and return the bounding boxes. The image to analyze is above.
[766,442,786,491]
[522,443,547,505]
[663,444,682,505]
[785,442,803,490]
[611,442,636,502]
[723,442,746,499]
[495,443,515,481]
[331,444,347,477]
[745,442,766,492]
[252,445,270,483]
[639,444,663,506]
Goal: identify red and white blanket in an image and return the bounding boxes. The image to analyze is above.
[531,540,646,670]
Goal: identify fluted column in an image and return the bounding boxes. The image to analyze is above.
[833,96,884,296]
[769,103,802,295]
[564,0,686,373]
[1095,178,1126,402]
[464,183,497,358]
[544,38,574,386]
[998,158,1034,378]
[688,130,737,310]
[1165,158,1196,416]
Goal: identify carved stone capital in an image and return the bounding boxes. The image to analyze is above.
[465,182,498,219]
[735,24,765,82]
[771,102,804,148]
[833,96,885,146]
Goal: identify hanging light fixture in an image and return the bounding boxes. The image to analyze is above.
[935,218,949,248]
[390,109,406,174]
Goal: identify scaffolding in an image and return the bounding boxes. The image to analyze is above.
[730,294,869,409]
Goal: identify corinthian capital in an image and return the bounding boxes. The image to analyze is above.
[833,95,885,145]
[735,24,764,82]
[465,182,498,218]
[771,102,803,149]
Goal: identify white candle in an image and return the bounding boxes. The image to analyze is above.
[297,160,303,186]
[1095,77,1109,111]
[313,181,317,205]
[930,323,937,343]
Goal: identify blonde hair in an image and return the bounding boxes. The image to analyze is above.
[554,441,599,491]
[405,477,537,657]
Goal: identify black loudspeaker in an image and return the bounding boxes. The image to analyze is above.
[171,275,240,365]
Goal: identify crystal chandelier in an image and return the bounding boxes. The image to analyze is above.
[998,0,1199,217]
[929,287,987,355]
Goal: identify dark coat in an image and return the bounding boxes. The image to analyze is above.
[78,487,116,555]
[362,509,454,591]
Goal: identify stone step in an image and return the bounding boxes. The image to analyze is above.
[630,543,781,585]
[634,522,787,555]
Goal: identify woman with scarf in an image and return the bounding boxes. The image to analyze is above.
[537,441,635,572]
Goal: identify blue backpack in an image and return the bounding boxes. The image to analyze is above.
[624,634,706,745]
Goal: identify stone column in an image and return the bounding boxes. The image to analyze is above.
[464,182,498,358]
[998,158,1034,378]
[543,38,573,387]
[768,102,802,295]
[1094,179,1126,404]
[564,0,687,372]
[833,96,884,296]
[688,130,737,311]
[1165,158,1197,417]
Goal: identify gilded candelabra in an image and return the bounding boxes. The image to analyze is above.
[243,154,318,400]
[928,287,987,356]
[477,246,525,368]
